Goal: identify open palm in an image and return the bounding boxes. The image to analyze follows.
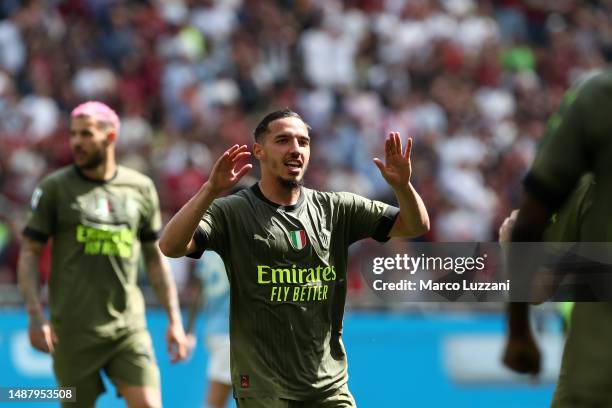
[374,132,412,189]
[208,144,252,193]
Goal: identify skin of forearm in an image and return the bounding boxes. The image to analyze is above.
[143,243,182,324]
[507,302,531,336]
[392,183,430,237]
[17,239,45,325]
[507,192,551,336]
[185,280,203,334]
[511,192,549,243]
[159,183,219,257]
[507,219,545,336]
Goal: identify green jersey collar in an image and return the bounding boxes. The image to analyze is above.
[250,183,305,212]
[73,165,118,184]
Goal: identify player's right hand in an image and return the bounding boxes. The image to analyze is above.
[206,144,252,194]
[502,332,541,375]
[28,320,57,353]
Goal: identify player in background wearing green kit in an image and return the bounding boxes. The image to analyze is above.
[159,109,430,407]
[17,101,188,408]
[499,173,593,369]
[504,70,612,407]
[501,81,589,378]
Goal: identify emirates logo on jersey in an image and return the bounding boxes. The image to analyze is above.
[289,230,307,250]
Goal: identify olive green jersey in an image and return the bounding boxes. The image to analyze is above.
[23,165,161,343]
[188,184,398,399]
[543,174,594,242]
[535,80,594,243]
[525,70,612,241]
[525,70,612,404]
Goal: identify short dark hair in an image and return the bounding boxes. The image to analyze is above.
[253,108,311,142]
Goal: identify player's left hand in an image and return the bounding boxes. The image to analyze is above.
[374,132,413,190]
[166,322,188,363]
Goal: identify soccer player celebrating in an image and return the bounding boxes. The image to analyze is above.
[160,109,429,407]
[18,102,187,408]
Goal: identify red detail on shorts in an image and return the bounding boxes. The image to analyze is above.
[240,375,249,388]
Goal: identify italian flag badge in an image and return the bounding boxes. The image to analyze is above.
[289,230,307,250]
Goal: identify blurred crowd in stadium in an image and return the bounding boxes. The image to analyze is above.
[0,0,610,297]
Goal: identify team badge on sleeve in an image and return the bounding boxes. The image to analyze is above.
[289,230,307,250]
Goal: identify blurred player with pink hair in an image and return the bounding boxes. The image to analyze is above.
[18,101,188,407]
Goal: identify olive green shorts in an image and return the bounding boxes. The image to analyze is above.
[52,330,160,407]
[235,383,356,408]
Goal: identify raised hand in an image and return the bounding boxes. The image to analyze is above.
[208,144,252,194]
[373,132,413,190]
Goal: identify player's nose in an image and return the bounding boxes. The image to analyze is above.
[69,133,82,147]
[288,137,300,152]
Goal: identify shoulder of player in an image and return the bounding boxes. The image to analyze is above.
[115,165,155,187]
[307,189,360,202]
[303,189,367,208]
[211,189,252,210]
[587,69,612,87]
[301,188,335,199]
[575,70,612,103]
[37,165,76,188]
[300,188,331,205]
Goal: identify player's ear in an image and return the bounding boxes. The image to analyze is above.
[106,131,117,145]
[102,131,116,148]
[253,142,263,160]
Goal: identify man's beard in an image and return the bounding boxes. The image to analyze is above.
[76,149,105,170]
[277,176,304,190]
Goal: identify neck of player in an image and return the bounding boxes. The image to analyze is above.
[258,176,301,206]
[81,154,117,182]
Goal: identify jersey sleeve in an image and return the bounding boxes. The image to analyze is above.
[542,173,594,241]
[524,74,610,210]
[186,199,228,259]
[22,177,57,243]
[335,192,399,244]
[138,179,162,242]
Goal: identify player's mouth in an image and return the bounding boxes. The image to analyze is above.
[284,159,303,175]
